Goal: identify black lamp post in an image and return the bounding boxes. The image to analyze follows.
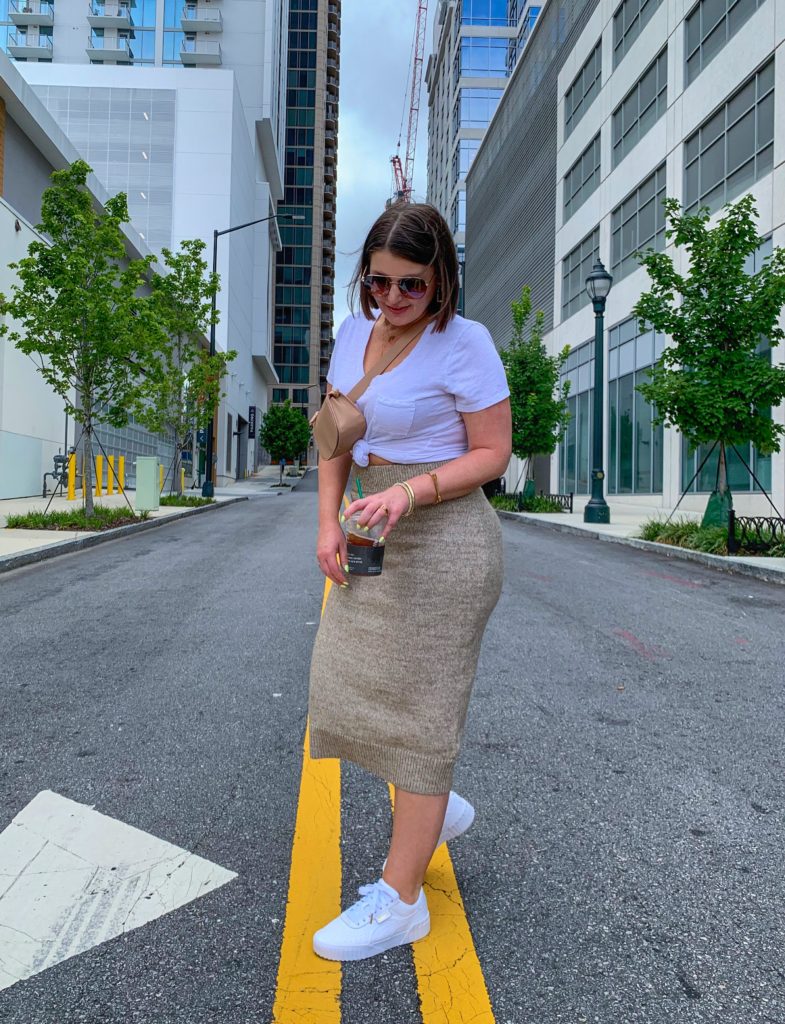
[583,259,613,524]
[202,212,304,497]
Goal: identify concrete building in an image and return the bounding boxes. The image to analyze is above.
[0,49,167,498]
[2,0,289,486]
[425,0,541,303]
[466,0,785,517]
[272,0,340,435]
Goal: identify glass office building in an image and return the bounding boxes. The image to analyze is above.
[426,0,541,311]
[272,0,339,441]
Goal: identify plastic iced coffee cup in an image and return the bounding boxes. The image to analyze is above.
[342,511,386,577]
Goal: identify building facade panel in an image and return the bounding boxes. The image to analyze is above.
[467,0,785,515]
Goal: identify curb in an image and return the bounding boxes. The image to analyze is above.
[496,509,785,587]
[0,496,248,576]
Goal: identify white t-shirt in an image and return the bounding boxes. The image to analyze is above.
[326,312,510,466]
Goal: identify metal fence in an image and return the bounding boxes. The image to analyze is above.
[727,510,785,555]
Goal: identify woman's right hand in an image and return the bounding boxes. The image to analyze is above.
[317,519,349,587]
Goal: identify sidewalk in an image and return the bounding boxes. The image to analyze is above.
[0,466,310,573]
[498,502,785,585]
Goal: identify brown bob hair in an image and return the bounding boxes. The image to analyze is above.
[349,203,460,333]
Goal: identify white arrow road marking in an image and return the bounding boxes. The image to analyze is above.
[0,790,237,991]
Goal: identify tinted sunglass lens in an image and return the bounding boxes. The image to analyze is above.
[400,279,427,298]
[366,275,391,294]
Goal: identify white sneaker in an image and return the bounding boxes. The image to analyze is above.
[313,878,430,961]
[382,792,475,872]
[438,791,475,847]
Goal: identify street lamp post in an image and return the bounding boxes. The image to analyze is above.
[583,259,613,524]
[202,212,303,497]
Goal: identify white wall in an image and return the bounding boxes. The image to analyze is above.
[0,200,75,498]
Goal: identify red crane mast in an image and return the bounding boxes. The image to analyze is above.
[392,0,429,203]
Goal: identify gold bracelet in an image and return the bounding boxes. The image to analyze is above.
[393,481,415,516]
[429,472,443,504]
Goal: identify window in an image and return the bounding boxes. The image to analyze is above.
[226,414,232,474]
[452,191,467,233]
[564,40,601,139]
[559,340,595,495]
[453,138,480,184]
[455,87,503,129]
[685,0,767,86]
[612,47,667,167]
[684,58,774,214]
[607,318,665,493]
[562,227,599,320]
[459,36,509,77]
[611,164,666,281]
[272,389,289,404]
[681,237,773,493]
[563,132,601,222]
[461,0,508,25]
[613,0,663,68]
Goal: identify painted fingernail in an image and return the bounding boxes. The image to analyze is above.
[340,514,345,523]
[379,536,385,544]
[340,582,349,589]
[343,564,349,572]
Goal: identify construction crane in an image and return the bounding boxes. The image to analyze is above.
[391,0,429,204]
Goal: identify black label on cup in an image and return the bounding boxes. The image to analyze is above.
[347,541,385,576]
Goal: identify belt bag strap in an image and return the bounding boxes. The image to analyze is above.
[346,317,432,402]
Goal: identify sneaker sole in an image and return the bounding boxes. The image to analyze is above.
[313,915,431,962]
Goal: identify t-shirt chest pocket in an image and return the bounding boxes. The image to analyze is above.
[368,396,416,439]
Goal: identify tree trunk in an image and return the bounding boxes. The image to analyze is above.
[174,448,182,495]
[717,441,728,496]
[83,424,94,517]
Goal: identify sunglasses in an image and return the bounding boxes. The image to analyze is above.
[361,274,432,300]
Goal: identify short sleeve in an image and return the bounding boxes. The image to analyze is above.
[326,315,352,385]
[445,322,510,413]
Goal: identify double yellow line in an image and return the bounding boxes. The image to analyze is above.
[271,579,496,1023]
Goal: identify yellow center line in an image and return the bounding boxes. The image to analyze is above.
[388,787,497,1023]
[273,576,496,1022]
[271,578,341,1024]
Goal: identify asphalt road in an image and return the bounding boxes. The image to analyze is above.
[1,483,784,1024]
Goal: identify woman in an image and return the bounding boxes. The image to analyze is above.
[309,203,511,961]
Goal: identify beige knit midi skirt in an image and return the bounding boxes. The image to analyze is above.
[307,460,504,795]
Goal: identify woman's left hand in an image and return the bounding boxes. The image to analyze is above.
[344,485,410,538]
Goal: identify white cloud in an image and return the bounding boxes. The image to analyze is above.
[333,0,432,330]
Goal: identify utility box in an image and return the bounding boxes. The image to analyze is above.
[135,456,160,512]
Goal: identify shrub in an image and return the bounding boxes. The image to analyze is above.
[159,495,214,507]
[5,505,148,531]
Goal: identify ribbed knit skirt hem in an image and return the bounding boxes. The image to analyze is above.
[307,460,503,796]
[309,727,455,794]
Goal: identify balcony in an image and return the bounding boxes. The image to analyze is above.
[181,5,223,33]
[326,74,338,94]
[85,33,131,59]
[87,1,132,28]
[8,31,52,56]
[325,105,337,128]
[9,1,54,27]
[180,38,222,64]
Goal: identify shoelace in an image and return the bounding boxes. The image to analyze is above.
[344,881,397,926]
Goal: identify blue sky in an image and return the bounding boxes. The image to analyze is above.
[333,0,434,328]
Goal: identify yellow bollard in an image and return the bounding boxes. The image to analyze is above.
[118,456,125,493]
[159,463,164,493]
[181,467,185,493]
[95,454,103,497]
[107,455,115,496]
[68,453,76,501]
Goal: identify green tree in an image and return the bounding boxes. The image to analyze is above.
[0,160,163,514]
[259,400,311,464]
[134,239,235,494]
[500,285,570,491]
[634,195,785,523]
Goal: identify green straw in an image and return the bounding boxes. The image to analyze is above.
[356,476,364,499]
